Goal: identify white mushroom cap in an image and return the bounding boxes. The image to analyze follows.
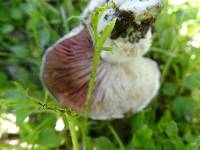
[113,0,163,21]
[89,57,160,119]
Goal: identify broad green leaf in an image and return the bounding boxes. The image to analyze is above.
[16,109,29,125]
[171,137,185,150]
[162,83,177,96]
[11,45,29,59]
[189,136,200,150]
[172,96,198,121]
[158,111,172,133]
[131,112,145,131]
[20,123,39,144]
[85,136,94,150]
[94,137,116,150]
[1,24,14,34]
[183,71,200,90]
[162,141,175,150]
[165,121,178,138]
[132,125,155,150]
[10,6,24,20]
[37,128,63,147]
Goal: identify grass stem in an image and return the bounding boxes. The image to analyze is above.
[108,124,126,150]
[64,113,79,150]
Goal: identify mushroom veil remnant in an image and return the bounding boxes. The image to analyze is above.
[41,0,163,120]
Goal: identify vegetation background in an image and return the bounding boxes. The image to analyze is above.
[0,0,200,149]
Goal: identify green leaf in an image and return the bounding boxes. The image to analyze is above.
[131,112,145,131]
[91,5,114,45]
[19,123,39,144]
[132,125,155,150]
[39,28,50,49]
[85,136,94,150]
[141,126,153,139]
[171,137,185,150]
[10,6,24,20]
[16,109,29,125]
[162,141,175,150]
[189,136,200,150]
[144,140,156,150]
[91,13,99,42]
[158,111,172,133]
[162,83,177,96]
[0,72,7,85]
[172,96,198,121]
[3,88,26,100]
[95,6,107,15]
[97,18,116,49]
[94,137,116,150]
[11,45,29,59]
[1,24,14,34]
[183,71,200,90]
[165,121,178,138]
[37,128,63,147]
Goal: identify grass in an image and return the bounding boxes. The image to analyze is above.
[0,0,200,149]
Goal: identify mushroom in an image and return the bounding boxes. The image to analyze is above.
[41,0,163,120]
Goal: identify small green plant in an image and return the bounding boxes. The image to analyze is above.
[85,6,116,117]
